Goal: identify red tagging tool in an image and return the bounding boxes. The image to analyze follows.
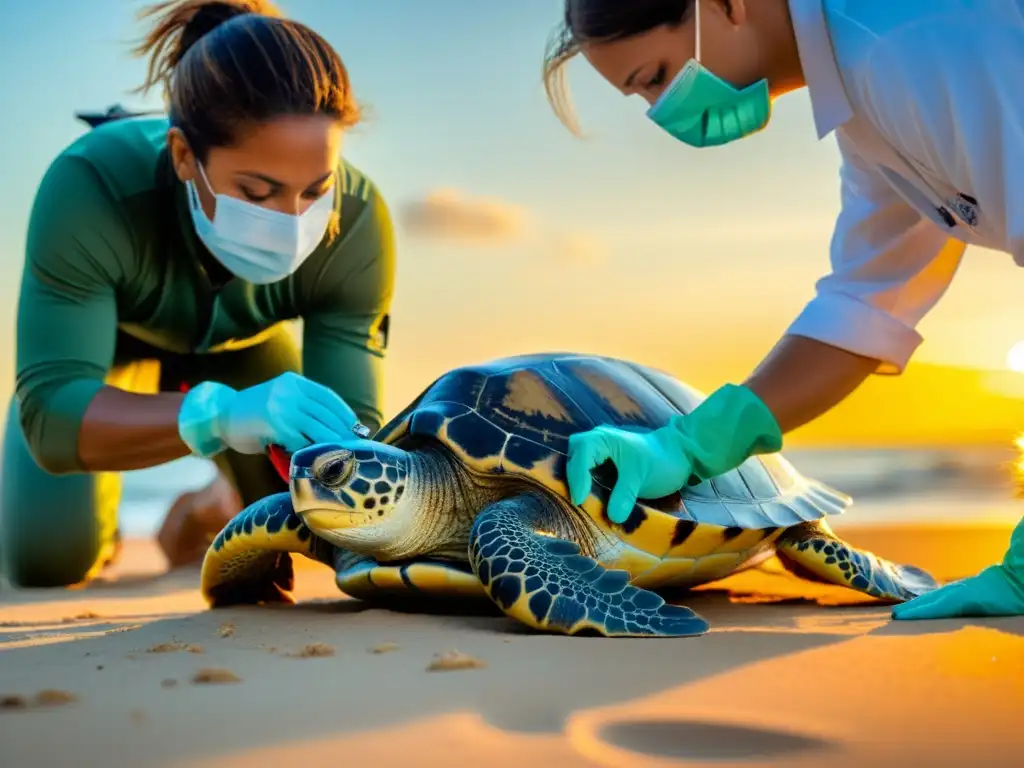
[267,444,292,484]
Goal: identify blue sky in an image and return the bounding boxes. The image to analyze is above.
[0,0,1019,415]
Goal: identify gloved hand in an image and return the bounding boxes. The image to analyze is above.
[178,372,364,457]
[891,516,1024,619]
[567,384,782,524]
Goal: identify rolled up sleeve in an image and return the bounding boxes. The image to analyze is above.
[787,133,965,374]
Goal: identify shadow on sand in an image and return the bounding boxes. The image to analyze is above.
[0,584,863,766]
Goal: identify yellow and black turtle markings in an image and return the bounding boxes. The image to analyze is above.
[500,370,577,423]
[468,492,710,638]
[200,492,336,608]
[596,519,787,590]
[335,559,486,601]
[572,365,649,422]
[775,521,940,602]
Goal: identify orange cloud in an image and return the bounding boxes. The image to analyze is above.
[401,188,609,266]
[400,188,529,243]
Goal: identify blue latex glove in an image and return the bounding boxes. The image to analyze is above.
[566,384,782,524]
[891,516,1024,620]
[178,372,363,457]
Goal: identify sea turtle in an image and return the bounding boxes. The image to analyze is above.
[200,353,939,637]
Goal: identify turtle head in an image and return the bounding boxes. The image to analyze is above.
[289,440,413,554]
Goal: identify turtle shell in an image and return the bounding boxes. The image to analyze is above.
[374,353,848,558]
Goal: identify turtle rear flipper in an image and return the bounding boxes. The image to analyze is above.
[775,520,940,602]
[468,493,709,637]
[201,492,334,607]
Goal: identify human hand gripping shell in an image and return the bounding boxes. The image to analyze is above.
[567,424,697,525]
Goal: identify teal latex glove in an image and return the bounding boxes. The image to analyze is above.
[178,372,363,457]
[566,384,783,524]
[891,516,1024,620]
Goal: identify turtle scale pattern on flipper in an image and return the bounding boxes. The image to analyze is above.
[776,522,940,602]
[469,494,709,638]
[201,492,335,608]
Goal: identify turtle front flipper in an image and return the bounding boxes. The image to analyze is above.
[775,520,940,602]
[468,493,709,637]
[200,492,334,608]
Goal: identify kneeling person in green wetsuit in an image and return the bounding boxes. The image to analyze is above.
[1,0,396,587]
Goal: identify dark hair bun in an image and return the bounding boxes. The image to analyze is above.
[178,1,279,61]
[178,2,252,56]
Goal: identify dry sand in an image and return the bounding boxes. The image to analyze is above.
[1,519,1022,767]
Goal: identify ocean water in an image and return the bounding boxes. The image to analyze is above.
[118,445,1024,538]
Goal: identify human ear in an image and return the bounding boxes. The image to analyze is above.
[714,0,747,26]
[167,127,197,184]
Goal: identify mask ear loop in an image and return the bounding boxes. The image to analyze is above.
[694,0,702,63]
[194,160,217,197]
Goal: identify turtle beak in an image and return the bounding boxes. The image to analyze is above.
[290,476,357,528]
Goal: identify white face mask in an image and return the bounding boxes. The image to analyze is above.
[187,162,335,285]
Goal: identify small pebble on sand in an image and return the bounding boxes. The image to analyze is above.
[218,622,236,638]
[426,650,486,672]
[0,693,73,711]
[192,668,241,685]
[106,624,143,635]
[34,690,77,707]
[370,643,400,654]
[161,679,177,688]
[287,643,335,658]
[147,642,204,654]
[130,709,147,724]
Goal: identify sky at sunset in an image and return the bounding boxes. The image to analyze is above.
[1,0,1022,446]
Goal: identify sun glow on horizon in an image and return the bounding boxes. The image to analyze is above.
[1006,342,1024,373]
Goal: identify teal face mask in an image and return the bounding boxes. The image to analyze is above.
[646,0,771,148]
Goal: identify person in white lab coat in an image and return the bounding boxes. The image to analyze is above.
[544,0,1024,620]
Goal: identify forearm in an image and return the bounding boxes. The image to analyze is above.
[743,334,880,435]
[77,387,192,472]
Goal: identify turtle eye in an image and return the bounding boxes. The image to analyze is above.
[312,450,354,487]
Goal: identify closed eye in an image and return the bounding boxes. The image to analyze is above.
[646,64,667,90]
[303,182,334,201]
[239,185,276,203]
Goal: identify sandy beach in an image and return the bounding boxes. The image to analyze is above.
[2,519,1022,768]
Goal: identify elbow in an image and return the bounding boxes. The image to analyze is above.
[34,452,76,476]
[16,390,85,476]
[786,292,923,375]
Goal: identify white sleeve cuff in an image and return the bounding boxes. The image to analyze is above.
[786,292,923,374]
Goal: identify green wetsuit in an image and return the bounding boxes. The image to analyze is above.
[1,116,396,587]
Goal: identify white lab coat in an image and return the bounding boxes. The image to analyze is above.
[785,0,1024,373]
